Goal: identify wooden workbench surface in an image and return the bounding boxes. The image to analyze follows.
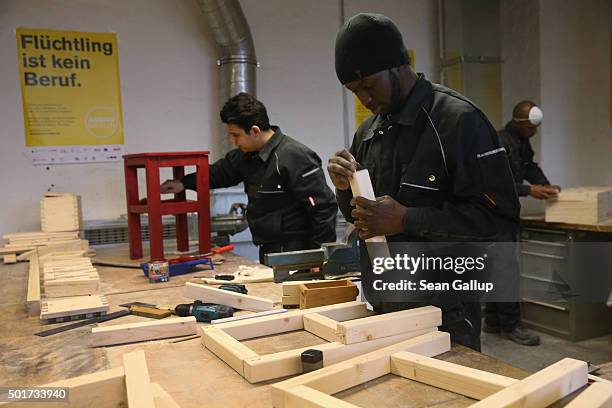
[0,244,531,408]
[521,214,612,234]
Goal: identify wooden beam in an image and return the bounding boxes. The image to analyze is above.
[564,382,612,408]
[303,313,341,342]
[271,331,450,408]
[92,317,198,347]
[336,305,441,344]
[0,367,126,407]
[151,382,181,408]
[211,308,288,324]
[390,351,518,400]
[283,385,360,408]
[16,249,35,261]
[26,253,40,316]
[184,282,274,312]
[123,349,155,408]
[470,358,588,408]
[213,301,366,341]
[201,326,258,377]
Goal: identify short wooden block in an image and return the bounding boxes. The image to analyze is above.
[3,254,17,264]
[40,295,109,320]
[299,280,359,309]
[123,349,155,408]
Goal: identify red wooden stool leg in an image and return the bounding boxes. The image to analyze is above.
[195,157,211,255]
[124,160,143,260]
[173,166,189,252]
[145,159,164,261]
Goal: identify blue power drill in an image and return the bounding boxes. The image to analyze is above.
[174,300,233,323]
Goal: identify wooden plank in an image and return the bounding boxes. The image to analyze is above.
[92,316,197,347]
[201,326,258,377]
[0,246,34,255]
[284,385,360,408]
[337,305,441,344]
[243,327,438,383]
[123,349,155,408]
[0,367,126,407]
[303,313,341,342]
[470,357,588,408]
[211,308,288,324]
[299,280,359,309]
[184,282,274,312]
[41,295,109,320]
[214,301,366,341]
[564,382,612,407]
[151,382,181,408]
[349,169,387,244]
[37,240,89,257]
[271,331,450,408]
[3,254,17,264]
[282,294,300,307]
[16,249,36,261]
[391,351,519,400]
[26,254,40,316]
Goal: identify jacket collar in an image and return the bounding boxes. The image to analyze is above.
[388,73,433,126]
[257,126,283,162]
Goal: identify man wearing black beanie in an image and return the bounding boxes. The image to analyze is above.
[328,13,521,351]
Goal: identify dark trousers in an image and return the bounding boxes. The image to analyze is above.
[258,239,314,265]
[483,302,521,332]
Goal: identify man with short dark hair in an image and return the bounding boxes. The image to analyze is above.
[328,13,520,351]
[161,93,337,263]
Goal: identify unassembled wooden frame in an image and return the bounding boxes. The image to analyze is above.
[271,343,596,408]
[200,301,443,383]
[0,349,180,408]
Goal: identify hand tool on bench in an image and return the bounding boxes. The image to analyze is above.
[141,245,234,278]
[264,225,361,282]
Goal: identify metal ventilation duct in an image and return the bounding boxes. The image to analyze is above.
[197,0,258,156]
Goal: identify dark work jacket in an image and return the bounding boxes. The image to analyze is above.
[497,122,550,197]
[337,75,520,243]
[182,127,338,247]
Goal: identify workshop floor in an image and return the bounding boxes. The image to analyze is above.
[481,327,612,373]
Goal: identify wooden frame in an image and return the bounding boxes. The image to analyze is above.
[272,348,588,408]
[299,280,359,309]
[91,316,198,347]
[201,301,442,383]
[0,349,180,407]
[184,282,274,312]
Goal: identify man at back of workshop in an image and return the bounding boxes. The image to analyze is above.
[161,93,338,264]
[327,13,520,351]
[482,101,561,346]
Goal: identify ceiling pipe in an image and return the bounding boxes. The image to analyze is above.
[197,0,258,156]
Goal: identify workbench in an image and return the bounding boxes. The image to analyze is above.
[519,216,612,341]
[0,243,544,407]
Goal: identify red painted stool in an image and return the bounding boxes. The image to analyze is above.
[123,152,211,261]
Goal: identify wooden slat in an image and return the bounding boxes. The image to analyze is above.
[390,351,518,400]
[336,306,441,344]
[470,358,588,408]
[123,350,155,408]
[184,282,274,312]
[26,254,40,316]
[564,382,612,407]
[201,326,258,377]
[91,317,198,347]
[40,295,108,320]
[303,313,341,342]
[284,385,360,408]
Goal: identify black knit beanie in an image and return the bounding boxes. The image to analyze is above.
[335,13,410,85]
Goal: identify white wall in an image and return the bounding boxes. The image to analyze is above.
[0,0,217,234]
[0,0,440,238]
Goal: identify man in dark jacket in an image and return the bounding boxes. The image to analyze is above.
[497,100,560,199]
[328,13,520,351]
[161,93,338,264]
[483,100,560,346]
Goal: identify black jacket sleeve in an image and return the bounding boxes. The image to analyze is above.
[403,111,519,241]
[524,160,550,187]
[181,149,243,190]
[286,149,338,246]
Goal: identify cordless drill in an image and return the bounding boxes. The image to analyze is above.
[174,300,233,323]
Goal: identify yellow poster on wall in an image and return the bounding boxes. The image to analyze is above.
[354,49,415,129]
[16,28,124,164]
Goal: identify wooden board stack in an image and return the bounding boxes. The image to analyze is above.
[41,257,100,297]
[40,294,109,323]
[40,192,82,232]
[546,186,612,224]
[1,231,80,260]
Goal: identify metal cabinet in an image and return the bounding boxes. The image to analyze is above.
[519,224,612,341]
